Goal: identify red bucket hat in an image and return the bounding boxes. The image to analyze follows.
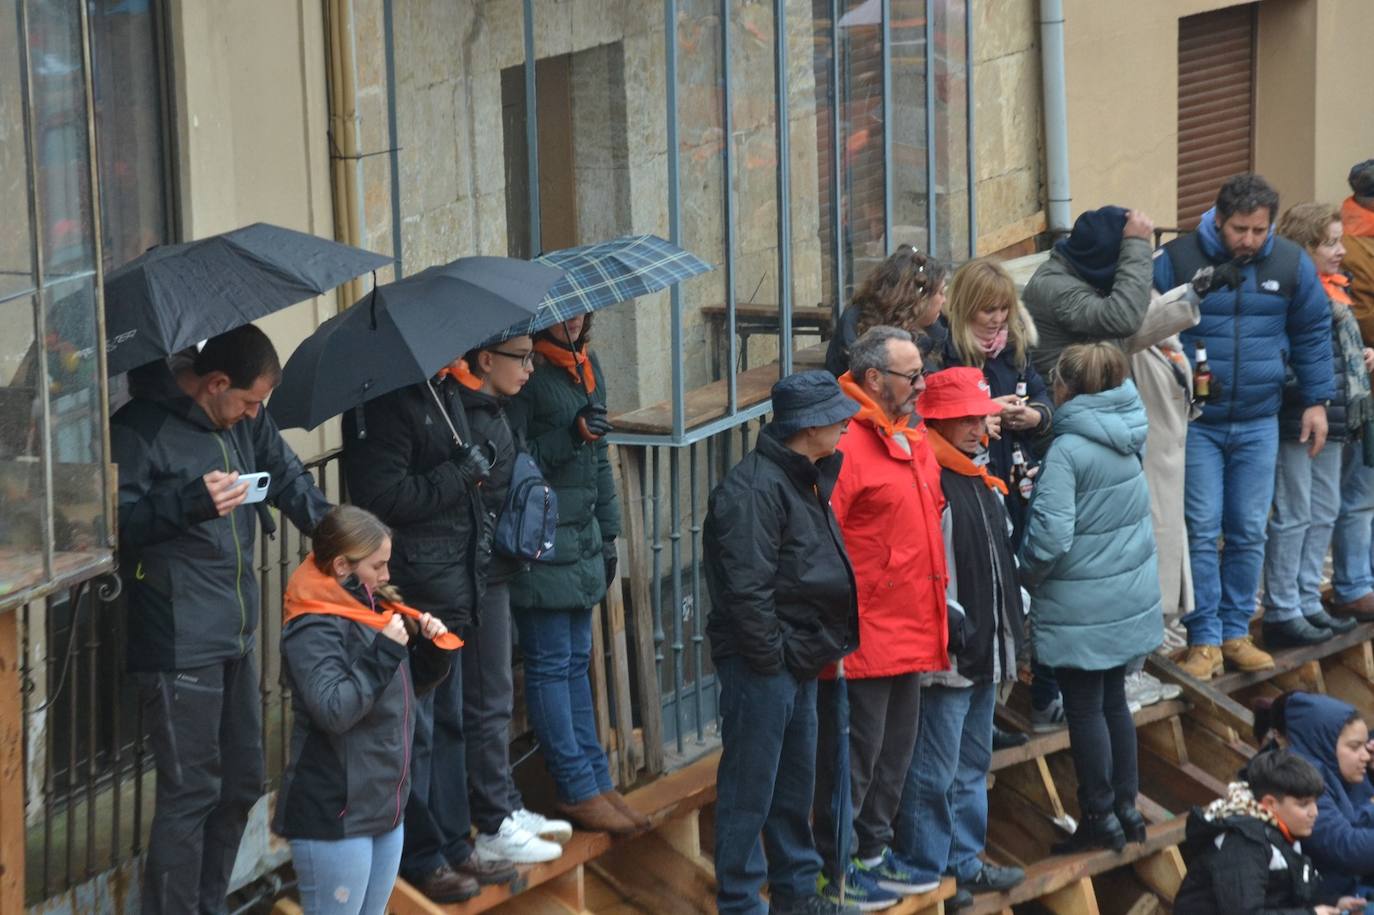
[917,367,1004,420]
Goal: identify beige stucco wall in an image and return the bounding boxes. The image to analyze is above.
[1060,0,1374,229]
[169,0,341,459]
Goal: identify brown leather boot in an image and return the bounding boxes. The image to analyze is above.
[601,789,651,830]
[411,864,480,903]
[1221,635,1274,672]
[1330,592,1374,623]
[453,852,518,885]
[555,793,638,835]
[1178,644,1223,680]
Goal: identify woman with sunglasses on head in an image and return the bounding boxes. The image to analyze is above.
[504,313,646,836]
[826,245,949,376]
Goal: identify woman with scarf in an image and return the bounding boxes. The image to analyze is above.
[504,313,646,836]
[1269,691,1374,900]
[1260,203,1373,649]
[825,245,949,376]
[275,505,457,913]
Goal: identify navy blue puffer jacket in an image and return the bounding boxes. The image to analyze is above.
[1153,207,1334,424]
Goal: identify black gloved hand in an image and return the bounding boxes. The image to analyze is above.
[453,442,493,485]
[603,539,618,587]
[572,402,614,443]
[1191,262,1244,295]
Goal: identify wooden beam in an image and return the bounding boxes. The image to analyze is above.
[591,832,716,915]
[613,446,665,776]
[603,551,639,781]
[1132,847,1186,903]
[1040,877,1100,915]
[1148,655,1254,735]
[588,601,615,784]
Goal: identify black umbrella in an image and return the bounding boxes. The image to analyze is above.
[103,222,392,375]
[268,256,563,432]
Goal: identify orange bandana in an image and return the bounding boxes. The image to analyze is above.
[926,425,1009,495]
[837,371,913,440]
[1321,272,1353,307]
[436,357,483,391]
[534,339,596,394]
[283,556,461,650]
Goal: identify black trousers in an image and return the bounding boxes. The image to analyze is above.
[138,655,264,915]
[1055,665,1139,816]
[463,582,523,834]
[401,648,474,877]
[812,673,922,875]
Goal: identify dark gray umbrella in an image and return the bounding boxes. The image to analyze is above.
[103,222,392,374]
[268,256,562,432]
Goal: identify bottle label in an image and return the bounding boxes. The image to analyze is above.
[1018,476,1034,500]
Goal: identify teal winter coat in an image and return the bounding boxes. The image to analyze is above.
[1017,380,1162,670]
[505,351,621,612]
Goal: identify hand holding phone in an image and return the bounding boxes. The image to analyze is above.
[238,471,272,505]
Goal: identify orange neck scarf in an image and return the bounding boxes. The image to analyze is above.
[1342,196,1374,239]
[1321,272,1353,307]
[283,555,461,650]
[436,358,483,391]
[926,425,1009,494]
[534,339,596,394]
[837,372,913,440]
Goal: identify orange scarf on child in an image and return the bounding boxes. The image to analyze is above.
[926,425,1009,495]
[837,372,914,441]
[534,339,596,394]
[436,357,483,391]
[283,555,462,649]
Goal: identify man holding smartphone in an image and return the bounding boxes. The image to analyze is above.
[112,324,331,915]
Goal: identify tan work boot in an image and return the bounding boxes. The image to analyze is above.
[1221,635,1274,672]
[1178,644,1223,680]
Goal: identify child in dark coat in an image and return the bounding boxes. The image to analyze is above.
[1175,750,1365,915]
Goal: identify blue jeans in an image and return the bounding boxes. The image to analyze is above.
[1333,440,1374,604]
[1262,439,1343,621]
[714,656,823,915]
[291,825,404,915]
[1184,417,1279,644]
[511,605,612,804]
[892,683,995,883]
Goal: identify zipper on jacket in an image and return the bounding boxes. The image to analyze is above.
[215,433,248,654]
[394,661,411,828]
[1229,282,1241,418]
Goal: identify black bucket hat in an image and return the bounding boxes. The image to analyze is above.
[770,370,859,438]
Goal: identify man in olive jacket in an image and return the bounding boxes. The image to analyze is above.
[112,326,330,915]
[705,371,861,915]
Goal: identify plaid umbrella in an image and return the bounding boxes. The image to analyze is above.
[483,234,711,344]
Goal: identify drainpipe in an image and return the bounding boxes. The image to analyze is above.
[326,0,368,304]
[1039,0,1071,236]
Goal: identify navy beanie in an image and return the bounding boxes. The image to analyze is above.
[1054,205,1130,294]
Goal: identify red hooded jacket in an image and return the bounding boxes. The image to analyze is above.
[822,374,949,679]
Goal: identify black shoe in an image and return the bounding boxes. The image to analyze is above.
[770,895,861,915]
[1262,616,1330,649]
[408,865,481,903]
[992,726,1030,750]
[961,863,1026,893]
[453,852,519,886]
[946,888,975,911]
[1306,609,1358,635]
[1053,811,1126,854]
[1115,803,1147,843]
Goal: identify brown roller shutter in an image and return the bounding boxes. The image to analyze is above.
[1177,4,1256,230]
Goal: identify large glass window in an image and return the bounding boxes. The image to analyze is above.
[0,0,113,610]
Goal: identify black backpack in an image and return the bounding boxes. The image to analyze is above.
[494,452,558,561]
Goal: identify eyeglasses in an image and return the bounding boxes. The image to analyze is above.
[490,349,535,368]
[881,368,926,387]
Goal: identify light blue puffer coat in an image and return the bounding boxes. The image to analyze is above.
[1017,380,1163,670]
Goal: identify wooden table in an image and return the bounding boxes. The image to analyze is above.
[699,304,835,379]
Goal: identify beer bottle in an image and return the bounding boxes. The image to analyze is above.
[1193,340,1213,402]
[1011,442,1034,501]
[1015,372,1028,404]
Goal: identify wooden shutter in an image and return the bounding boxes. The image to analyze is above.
[1177,4,1256,230]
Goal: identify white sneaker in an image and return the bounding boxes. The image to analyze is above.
[510,807,573,844]
[475,817,563,864]
[1145,670,1183,701]
[1124,671,1162,708]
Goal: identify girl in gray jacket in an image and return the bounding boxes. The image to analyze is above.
[275,506,455,912]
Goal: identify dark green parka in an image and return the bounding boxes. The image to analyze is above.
[505,350,621,611]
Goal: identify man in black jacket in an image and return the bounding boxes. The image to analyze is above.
[112,325,331,915]
[342,367,516,903]
[704,371,861,915]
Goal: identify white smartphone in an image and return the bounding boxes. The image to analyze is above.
[238,471,272,504]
